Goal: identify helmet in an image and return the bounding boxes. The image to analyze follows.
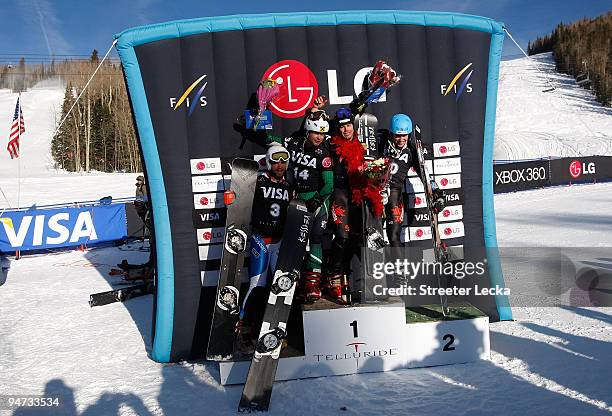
[265,144,290,170]
[136,175,145,182]
[305,110,330,133]
[390,114,412,135]
[335,107,353,125]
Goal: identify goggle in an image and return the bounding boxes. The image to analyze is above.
[335,107,352,122]
[270,151,290,163]
[309,110,329,121]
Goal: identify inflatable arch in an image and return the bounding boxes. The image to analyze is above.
[115,10,512,363]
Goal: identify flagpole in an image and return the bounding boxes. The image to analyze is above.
[17,92,21,209]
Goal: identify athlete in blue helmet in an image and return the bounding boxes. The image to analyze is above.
[382,114,419,247]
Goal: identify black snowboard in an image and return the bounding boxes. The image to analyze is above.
[238,199,313,412]
[207,158,259,361]
[354,113,388,303]
[89,282,153,307]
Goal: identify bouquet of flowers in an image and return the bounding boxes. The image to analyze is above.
[368,60,401,90]
[253,77,281,130]
[363,157,391,185]
[351,157,390,217]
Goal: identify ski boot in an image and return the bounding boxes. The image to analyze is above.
[303,271,322,303]
[325,274,351,305]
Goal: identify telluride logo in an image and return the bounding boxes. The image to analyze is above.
[312,343,399,369]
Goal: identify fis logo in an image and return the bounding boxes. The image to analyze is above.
[441,63,474,101]
[169,74,208,116]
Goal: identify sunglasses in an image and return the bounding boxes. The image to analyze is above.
[270,151,290,163]
[309,110,329,121]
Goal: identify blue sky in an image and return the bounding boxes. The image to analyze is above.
[0,0,609,63]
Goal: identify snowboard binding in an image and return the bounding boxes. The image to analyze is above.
[255,327,286,355]
[217,286,240,315]
[270,270,299,295]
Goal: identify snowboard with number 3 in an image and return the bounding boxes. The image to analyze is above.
[238,199,313,412]
[207,158,259,361]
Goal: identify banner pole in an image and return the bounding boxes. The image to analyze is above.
[17,92,21,209]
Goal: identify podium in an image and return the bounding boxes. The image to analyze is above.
[219,301,490,385]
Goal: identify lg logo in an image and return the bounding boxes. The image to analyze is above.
[261,60,389,118]
[263,60,318,118]
[569,160,595,179]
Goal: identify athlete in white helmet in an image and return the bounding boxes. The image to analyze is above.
[236,144,294,348]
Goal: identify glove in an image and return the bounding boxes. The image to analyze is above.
[306,196,324,213]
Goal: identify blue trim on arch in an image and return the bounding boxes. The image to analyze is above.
[114,10,504,48]
[482,26,513,321]
[115,45,175,361]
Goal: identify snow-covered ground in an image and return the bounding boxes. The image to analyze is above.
[495,53,612,160]
[0,183,611,416]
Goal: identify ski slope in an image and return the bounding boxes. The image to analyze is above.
[495,53,612,160]
[0,183,611,416]
[0,80,136,210]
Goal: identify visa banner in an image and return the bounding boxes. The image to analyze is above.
[0,204,127,252]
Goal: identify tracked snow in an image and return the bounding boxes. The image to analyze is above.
[495,53,612,161]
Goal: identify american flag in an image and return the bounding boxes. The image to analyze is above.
[7,96,25,159]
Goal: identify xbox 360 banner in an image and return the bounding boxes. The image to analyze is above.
[115,10,509,363]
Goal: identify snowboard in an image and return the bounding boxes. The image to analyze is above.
[238,199,313,412]
[354,113,388,303]
[89,282,153,307]
[207,158,260,361]
[413,125,450,315]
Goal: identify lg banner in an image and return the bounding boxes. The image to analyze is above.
[0,205,127,252]
[550,156,612,185]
